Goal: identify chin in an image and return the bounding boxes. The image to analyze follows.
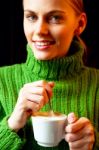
[34,54,49,60]
[34,52,53,60]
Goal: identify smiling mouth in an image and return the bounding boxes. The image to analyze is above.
[33,40,55,50]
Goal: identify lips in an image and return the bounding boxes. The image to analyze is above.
[33,40,55,50]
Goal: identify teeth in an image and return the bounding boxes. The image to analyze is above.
[35,41,51,46]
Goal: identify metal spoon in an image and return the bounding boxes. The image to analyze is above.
[46,90,54,115]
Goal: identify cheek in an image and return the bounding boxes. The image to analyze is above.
[58,28,75,45]
[24,31,33,43]
[54,28,74,54]
[24,22,33,41]
[51,27,69,42]
[54,29,67,47]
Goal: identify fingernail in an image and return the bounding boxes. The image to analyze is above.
[35,104,39,111]
[68,112,76,123]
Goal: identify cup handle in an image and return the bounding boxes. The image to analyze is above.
[62,123,67,139]
[62,132,66,140]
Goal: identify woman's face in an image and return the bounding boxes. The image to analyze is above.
[23,0,84,60]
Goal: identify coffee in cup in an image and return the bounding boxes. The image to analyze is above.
[31,111,67,147]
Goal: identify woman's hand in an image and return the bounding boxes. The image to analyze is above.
[8,80,54,132]
[65,113,95,150]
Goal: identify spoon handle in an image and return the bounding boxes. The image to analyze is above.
[46,90,53,112]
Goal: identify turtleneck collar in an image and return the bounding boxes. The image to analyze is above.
[25,40,84,81]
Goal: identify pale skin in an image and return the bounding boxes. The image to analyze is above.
[8,80,54,131]
[8,0,95,149]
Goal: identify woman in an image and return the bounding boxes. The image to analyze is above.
[0,0,99,149]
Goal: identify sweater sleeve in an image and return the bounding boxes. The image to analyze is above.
[0,114,25,150]
[94,130,99,150]
[94,82,99,150]
[93,83,99,150]
[0,68,25,150]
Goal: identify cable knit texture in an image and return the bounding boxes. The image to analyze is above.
[0,40,99,150]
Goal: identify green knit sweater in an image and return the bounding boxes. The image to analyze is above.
[0,40,99,150]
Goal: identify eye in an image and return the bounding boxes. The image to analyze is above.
[48,15,64,24]
[25,14,38,22]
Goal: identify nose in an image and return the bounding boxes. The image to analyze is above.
[34,18,49,35]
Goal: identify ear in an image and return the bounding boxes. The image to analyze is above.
[75,13,87,35]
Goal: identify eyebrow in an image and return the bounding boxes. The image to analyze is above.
[24,10,66,15]
[47,10,66,15]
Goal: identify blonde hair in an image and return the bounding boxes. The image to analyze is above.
[67,0,84,15]
[67,0,88,63]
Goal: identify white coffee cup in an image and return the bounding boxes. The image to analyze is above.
[31,112,67,147]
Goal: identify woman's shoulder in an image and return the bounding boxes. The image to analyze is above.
[0,63,21,70]
[0,63,24,78]
[85,66,99,74]
[83,66,99,83]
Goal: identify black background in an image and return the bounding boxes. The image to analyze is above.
[0,0,99,68]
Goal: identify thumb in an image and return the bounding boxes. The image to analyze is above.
[48,81,55,88]
[67,112,78,124]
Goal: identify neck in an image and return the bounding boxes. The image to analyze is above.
[25,40,84,81]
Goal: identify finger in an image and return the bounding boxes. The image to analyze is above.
[48,81,55,88]
[23,81,54,99]
[19,86,48,105]
[27,93,44,103]
[22,86,46,97]
[25,87,47,103]
[67,112,78,124]
[22,99,40,112]
[31,80,47,87]
[66,117,90,133]
[65,124,94,142]
[24,93,46,109]
[23,80,46,90]
[45,83,54,98]
[23,80,54,96]
[65,120,95,145]
[32,80,54,88]
[31,80,54,98]
[69,134,94,149]
[65,130,84,142]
